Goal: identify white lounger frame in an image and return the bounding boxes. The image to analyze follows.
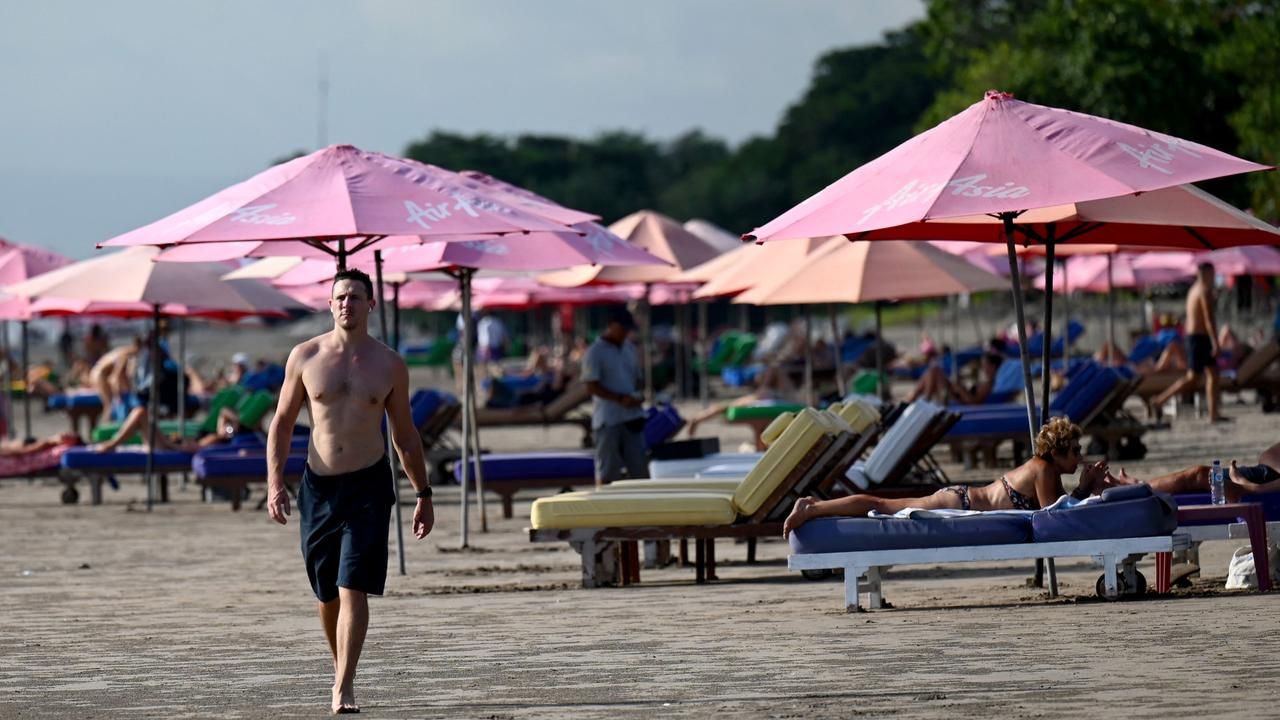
[788,533,1192,612]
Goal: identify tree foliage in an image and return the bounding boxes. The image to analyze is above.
[395,0,1278,234]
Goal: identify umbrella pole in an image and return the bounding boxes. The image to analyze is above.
[1040,239,1055,428]
[1107,254,1116,365]
[1002,215,1040,449]
[950,295,960,386]
[1061,259,1071,370]
[144,306,160,512]
[1,320,11,440]
[20,320,30,442]
[674,295,685,400]
[393,283,402,353]
[697,300,709,407]
[177,317,187,490]
[373,252,407,575]
[803,308,813,406]
[830,304,845,397]
[642,283,653,403]
[458,269,475,547]
[874,301,886,402]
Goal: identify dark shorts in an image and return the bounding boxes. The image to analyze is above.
[1187,333,1214,373]
[298,455,394,602]
[1235,463,1280,484]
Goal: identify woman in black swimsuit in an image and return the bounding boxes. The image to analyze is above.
[783,417,1110,537]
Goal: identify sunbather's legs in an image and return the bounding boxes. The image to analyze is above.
[1107,465,1233,498]
[783,489,966,537]
[95,406,149,452]
[907,364,946,403]
[685,393,760,438]
[1151,370,1197,413]
[1228,460,1280,495]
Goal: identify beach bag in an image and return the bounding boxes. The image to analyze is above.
[1225,544,1280,589]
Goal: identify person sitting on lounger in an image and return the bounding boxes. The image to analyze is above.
[684,362,798,438]
[1100,438,1280,501]
[783,417,1109,537]
[93,405,250,453]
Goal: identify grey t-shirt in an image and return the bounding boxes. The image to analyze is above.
[581,337,645,429]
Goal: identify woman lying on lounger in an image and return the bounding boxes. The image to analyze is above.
[93,406,248,453]
[1101,438,1280,501]
[783,417,1110,537]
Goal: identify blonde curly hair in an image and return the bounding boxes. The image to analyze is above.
[1034,416,1082,459]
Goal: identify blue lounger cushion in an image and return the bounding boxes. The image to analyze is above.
[48,391,103,409]
[1174,492,1280,523]
[193,452,306,478]
[788,513,1032,555]
[61,447,193,470]
[1031,484,1177,542]
[455,451,595,483]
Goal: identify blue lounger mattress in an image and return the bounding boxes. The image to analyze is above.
[789,514,1032,554]
[455,452,595,483]
[193,452,306,478]
[48,391,103,409]
[61,447,193,470]
[1030,485,1177,542]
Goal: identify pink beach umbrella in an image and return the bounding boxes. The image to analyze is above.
[1201,245,1280,276]
[7,246,306,509]
[0,240,75,439]
[100,145,571,266]
[747,90,1272,447]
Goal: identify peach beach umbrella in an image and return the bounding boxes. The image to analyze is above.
[540,210,722,399]
[733,240,1010,399]
[747,90,1273,446]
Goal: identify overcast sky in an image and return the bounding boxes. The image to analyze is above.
[0,1,923,259]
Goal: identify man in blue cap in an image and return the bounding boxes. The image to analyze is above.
[582,305,648,486]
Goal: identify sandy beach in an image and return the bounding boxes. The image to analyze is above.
[3,323,1279,719]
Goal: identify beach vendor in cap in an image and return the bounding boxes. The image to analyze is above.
[266,268,433,715]
[582,306,649,486]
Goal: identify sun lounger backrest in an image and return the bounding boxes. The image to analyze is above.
[1046,362,1099,415]
[834,398,879,433]
[235,390,275,429]
[1059,367,1119,423]
[542,382,591,419]
[732,408,829,516]
[1235,338,1280,385]
[198,386,247,434]
[864,401,942,485]
[759,411,797,447]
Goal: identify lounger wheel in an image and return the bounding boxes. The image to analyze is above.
[61,487,79,504]
[801,569,833,581]
[1095,570,1147,599]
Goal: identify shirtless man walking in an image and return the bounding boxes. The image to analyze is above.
[267,269,434,714]
[1154,262,1225,422]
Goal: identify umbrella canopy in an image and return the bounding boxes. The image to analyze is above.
[1033,252,1198,292]
[539,210,721,287]
[688,236,836,299]
[733,240,1010,306]
[0,242,75,285]
[7,247,306,315]
[747,92,1270,244]
[1202,245,1280,276]
[683,219,747,253]
[99,145,571,261]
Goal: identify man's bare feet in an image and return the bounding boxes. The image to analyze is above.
[332,685,359,714]
[783,496,817,539]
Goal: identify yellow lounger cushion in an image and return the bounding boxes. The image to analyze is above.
[732,408,828,516]
[530,491,738,529]
[836,399,879,433]
[601,478,743,493]
[759,411,796,447]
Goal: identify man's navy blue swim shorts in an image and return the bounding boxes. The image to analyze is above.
[298,455,394,602]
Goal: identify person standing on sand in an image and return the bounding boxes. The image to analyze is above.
[1153,262,1227,422]
[582,306,648,487]
[266,268,434,715]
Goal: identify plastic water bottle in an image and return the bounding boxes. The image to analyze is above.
[1210,459,1226,505]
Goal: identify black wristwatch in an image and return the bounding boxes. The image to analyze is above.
[415,486,433,499]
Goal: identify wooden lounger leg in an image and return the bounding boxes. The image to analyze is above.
[706,539,717,581]
[844,566,865,612]
[747,537,757,564]
[90,475,103,505]
[695,539,705,583]
[230,482,243,511]
[159,474,169,504]
[500,491,514,520]
[679,538,689,566]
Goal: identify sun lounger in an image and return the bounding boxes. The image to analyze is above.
[90,388,270,444]
[59,446,195,505]
[529,406,857,586]
[725,401,809,450]
[45,390,105,437]
[1137,338,1280,415]
[193,450,307,511]
[789,484,1184,611]
[0,440,79,491]
[843,400,957,492]
[471,382,594,447]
